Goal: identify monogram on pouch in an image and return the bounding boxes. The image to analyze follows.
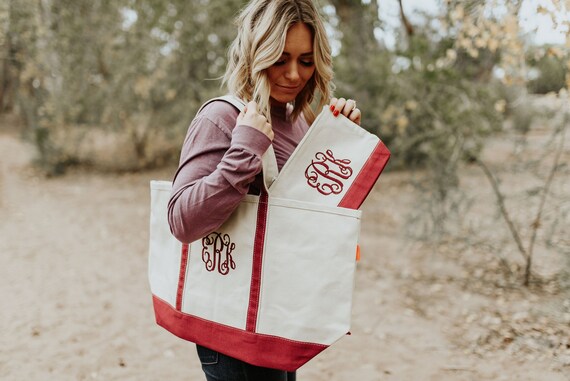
[305,149,354,196]
[201,232,236,275]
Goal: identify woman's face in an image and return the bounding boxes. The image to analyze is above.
[267,22,315,105]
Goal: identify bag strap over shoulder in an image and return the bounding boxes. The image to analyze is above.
[197,95,279,192]
[197,95,247,115]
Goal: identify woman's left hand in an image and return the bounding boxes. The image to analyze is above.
[330,97,361,125]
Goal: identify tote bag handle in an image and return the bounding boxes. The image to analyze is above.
[198,95,279,192]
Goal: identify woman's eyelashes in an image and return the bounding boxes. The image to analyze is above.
[273,59,314,67]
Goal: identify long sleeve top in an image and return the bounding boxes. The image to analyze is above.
[168,100,310,244]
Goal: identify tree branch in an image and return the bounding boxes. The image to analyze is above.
[524,115,567,285]
[398,0,414,36]
[475,158,528,262]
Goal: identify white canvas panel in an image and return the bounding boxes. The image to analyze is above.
[257,198,361,344]
[183,196,259,330]
[148,181,183,307]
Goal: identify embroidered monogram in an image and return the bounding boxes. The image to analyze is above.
[305,150,353,195]
[201,233,236,275]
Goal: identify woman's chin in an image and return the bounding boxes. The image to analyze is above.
[270,94,296,105]
[269,97,295,106]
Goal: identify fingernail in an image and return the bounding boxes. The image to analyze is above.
[330,105,335,112]
[333,109,340,117]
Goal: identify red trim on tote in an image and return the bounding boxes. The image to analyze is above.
[338,141,390,210]
[153,295,327,372]
[175,243,190,311]
[246,191,269,332]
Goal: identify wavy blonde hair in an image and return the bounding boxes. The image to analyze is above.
[222,0,333,124]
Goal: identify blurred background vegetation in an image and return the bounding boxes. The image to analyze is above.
[0,0,568,174]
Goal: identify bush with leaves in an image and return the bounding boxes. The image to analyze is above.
[527,48,568,95]
[4,0,242,174]
[332,23,505,237]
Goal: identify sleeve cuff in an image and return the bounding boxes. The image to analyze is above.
[231,124,272,157]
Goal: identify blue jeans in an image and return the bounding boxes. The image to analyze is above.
[196,345,297,381]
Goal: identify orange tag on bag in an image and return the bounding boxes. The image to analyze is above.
[356,245,361,261]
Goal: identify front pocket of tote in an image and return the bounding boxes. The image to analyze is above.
[182,196,259,330]
[256,198,361,344]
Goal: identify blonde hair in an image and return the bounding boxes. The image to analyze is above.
[222,0,333,124]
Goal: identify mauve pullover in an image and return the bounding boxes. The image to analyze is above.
[168,100,310,244]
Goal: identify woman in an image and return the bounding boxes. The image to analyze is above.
[168,1,361,380]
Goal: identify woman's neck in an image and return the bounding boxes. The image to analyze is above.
[270,97,288,108]
[270,98,289,120]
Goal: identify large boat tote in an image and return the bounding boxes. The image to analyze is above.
[148,96,390,371]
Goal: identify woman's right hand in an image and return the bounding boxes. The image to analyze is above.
[237,101,274,141]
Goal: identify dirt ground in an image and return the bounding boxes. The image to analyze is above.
[1,113,569,380]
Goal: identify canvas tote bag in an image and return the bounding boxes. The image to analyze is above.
[149,96,390,371]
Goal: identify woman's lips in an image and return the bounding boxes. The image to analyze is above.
[277,84,300,92]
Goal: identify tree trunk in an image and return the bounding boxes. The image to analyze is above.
[329,0,380,62]
[1,0,13,113]
[398,0,414,37]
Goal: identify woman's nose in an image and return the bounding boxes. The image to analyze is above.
[284,62,300,81]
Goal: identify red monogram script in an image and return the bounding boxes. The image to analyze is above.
[305,150,353,195]
[201,233,236,275]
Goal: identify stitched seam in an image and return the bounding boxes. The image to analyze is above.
[175,244,190,311]
[246,191,269,332]
[338,140,389,209]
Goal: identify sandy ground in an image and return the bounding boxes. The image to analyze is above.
[1,117,569,380]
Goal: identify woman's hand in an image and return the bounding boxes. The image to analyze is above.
[237,101,274,140]
[329,97,361,125]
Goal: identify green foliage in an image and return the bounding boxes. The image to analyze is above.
[527,52,567,94]
[332,20,505,239]
[334,30,504,172]
[6,0,244,172]
[3,0,516,179]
